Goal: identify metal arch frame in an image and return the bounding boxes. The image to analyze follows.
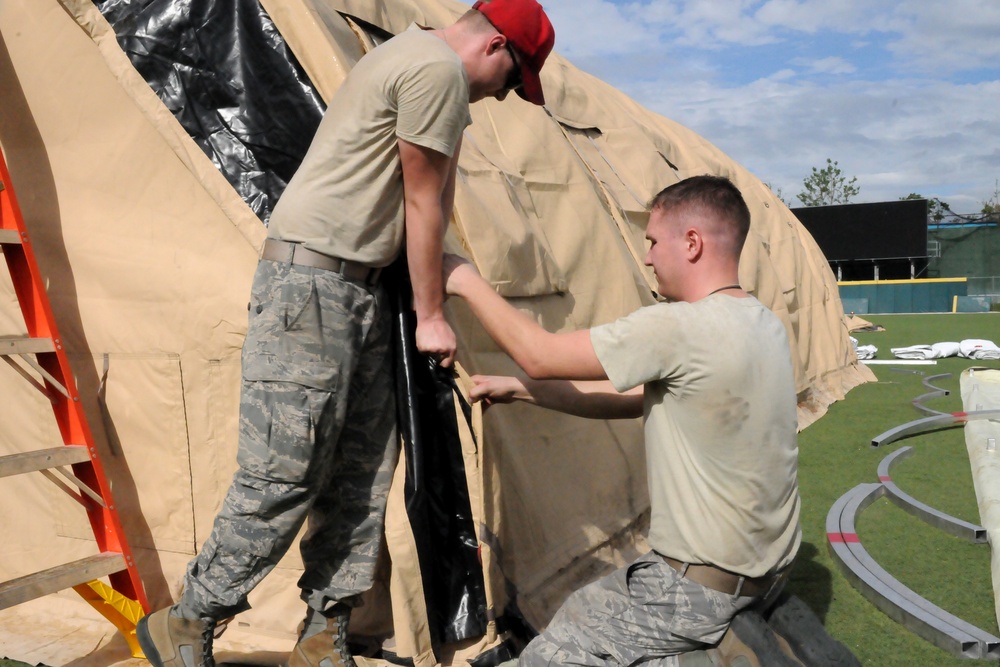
[870,409,1000,447]
[826,366,1000,658]
[826,483,1000,659]
[910,373,952,416]
[876,446,986,543]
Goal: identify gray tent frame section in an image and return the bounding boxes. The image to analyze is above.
[873,370,1000,447]
[876,446,987,543]
[829,368,999,659]
[910,373,951,416]
[826,483,1000,659]
[870,409,1000,447]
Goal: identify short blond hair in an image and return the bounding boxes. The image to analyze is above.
[649,175,750,258]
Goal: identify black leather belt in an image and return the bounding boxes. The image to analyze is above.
[661,555,786,598]
[261,238,381,284]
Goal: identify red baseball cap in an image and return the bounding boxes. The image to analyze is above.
[473,0,555,106]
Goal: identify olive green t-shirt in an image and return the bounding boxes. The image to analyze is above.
[591,294,802,577]
[268,26,471,267]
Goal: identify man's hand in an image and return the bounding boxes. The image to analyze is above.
[470,374,531,407]
[416,314,457,368]
[443,252,481,297]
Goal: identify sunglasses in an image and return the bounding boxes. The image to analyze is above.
[505,43,523,91]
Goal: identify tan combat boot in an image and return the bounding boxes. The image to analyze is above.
[288,606,354,667]
[136,606,216,667]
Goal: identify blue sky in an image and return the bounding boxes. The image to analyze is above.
[540,0,1000,212]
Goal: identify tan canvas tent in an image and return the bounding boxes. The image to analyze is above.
[0,0,873,665]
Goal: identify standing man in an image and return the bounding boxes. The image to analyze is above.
[137,2,554,666]
[444,175,801,665]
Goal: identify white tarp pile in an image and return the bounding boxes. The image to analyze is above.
[892,340,1000,360]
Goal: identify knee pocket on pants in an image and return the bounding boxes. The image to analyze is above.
[238,381,331,483]
[195,524,279,607]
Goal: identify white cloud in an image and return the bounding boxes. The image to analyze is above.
[546,0,1000,75]
[541,0,660,58]
[887,1,1000,74]
[646,0,778,47]
[793,56,857,75]
[541,0,1000,211]
[623,76,1000,210]
[750,1,1000,76]
[754,0,892,34]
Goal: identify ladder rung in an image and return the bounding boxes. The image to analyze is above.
[0,445,90,478]
[0,229,22,245]
[0,552,127,611]
[0,335,55,355]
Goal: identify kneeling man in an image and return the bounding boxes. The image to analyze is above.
[444,175,801,665]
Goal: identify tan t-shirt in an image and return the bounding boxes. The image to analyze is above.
[591,294,801,577]
[267,27,472,267]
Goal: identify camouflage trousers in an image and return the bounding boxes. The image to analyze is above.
[179,258,398,620]
[519,551,760,667]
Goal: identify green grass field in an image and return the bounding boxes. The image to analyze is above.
[790,312,1000,665]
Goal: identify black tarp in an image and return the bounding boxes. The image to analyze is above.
[96,0,326,223]
[387,261,488,645]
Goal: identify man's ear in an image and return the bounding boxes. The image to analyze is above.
[486,33,506,55]
[685,228,703,261]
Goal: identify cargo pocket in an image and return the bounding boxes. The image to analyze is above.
[195,522,279,610]
[237,379,322,484]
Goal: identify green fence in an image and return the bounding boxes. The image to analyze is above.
[928,224,1000,279]
[838,278,967,314]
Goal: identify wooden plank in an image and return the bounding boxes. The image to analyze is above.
[0,229,22,245]
[0,552,126,611]
[0,445,90,479]
[0,336,55,356]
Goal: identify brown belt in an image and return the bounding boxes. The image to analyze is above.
[661,555,784,598]
[261,238,382,285]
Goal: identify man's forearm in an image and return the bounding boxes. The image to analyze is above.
[449,267,604,380]
[522,378,644,419]
[452,271,554,374]
[406,209,446,322]
[471,374,643,418]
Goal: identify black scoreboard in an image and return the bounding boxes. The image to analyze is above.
[792,199,928,280]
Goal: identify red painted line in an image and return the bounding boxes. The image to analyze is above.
[879,475,891,482]
[828,532,860,543]
[952,411,967,418]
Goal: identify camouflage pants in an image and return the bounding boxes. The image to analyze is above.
[179,258,397,620]
[519,551,759,667]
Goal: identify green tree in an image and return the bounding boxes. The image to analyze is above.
[900,192,952,223]
[797,158,860,207]
[981,179,999,222]
[765,182,792,207]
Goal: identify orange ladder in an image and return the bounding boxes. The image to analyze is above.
[0,147,149,655]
